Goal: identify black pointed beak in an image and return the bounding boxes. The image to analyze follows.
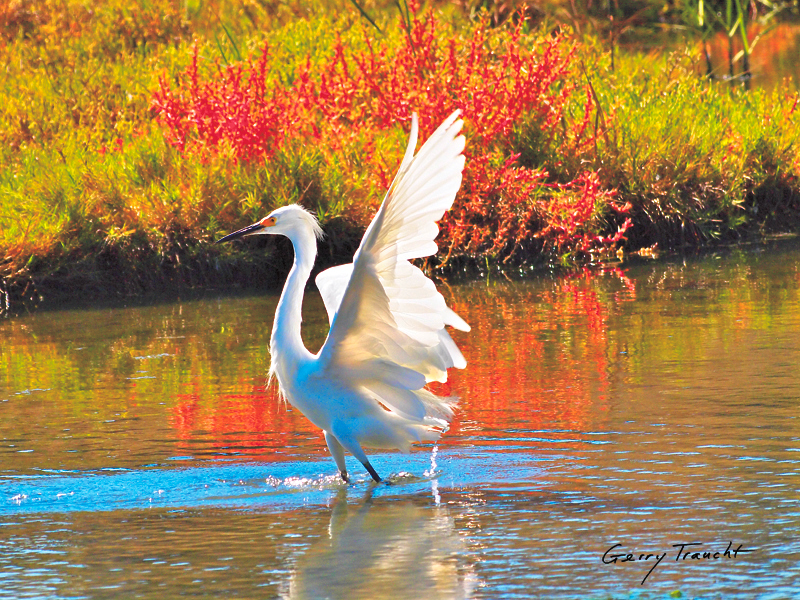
[216,222,264,244]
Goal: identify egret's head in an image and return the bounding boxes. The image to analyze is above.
[216,204,323,244]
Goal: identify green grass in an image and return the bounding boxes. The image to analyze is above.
[1,0,799,314]
[576,40,800,249]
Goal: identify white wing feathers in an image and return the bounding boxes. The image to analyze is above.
[314,263,353,326]
[315,110,468,410]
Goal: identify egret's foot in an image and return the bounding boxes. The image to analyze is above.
[362,460,382,483]
[340,470,350,483]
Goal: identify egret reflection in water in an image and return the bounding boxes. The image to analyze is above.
[282,486,477,600]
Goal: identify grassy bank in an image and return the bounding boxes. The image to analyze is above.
[1,0,799,315]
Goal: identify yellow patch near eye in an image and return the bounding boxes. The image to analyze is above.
[261,216,276,227]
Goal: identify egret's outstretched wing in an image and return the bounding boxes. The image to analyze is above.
[315,111,468,408]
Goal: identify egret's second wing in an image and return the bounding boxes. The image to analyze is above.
[315,263,353,327]
[316,110,468,401]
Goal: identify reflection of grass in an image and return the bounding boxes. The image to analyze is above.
[1,0,799,314]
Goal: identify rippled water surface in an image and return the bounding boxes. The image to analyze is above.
[2,240,800,599]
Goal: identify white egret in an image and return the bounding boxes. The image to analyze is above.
[217,110,469,483]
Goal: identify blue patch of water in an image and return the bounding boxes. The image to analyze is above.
[0,447,554,515]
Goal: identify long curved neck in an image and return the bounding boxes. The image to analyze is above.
[270,228,317,371]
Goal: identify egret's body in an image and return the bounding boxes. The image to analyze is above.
[218,111,469,482]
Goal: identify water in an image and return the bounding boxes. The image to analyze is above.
[2,239,800,599]
[702,23,800,89]
[623,22,800,91]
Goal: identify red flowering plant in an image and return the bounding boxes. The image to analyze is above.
[153,44,296,162]
[152,5,631,266]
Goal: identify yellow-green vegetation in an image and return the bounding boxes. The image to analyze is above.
[0,0,799,315]
[577,41,800,248]
[0,0,372,311]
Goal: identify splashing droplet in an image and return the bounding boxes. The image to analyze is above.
[424,445,439,478]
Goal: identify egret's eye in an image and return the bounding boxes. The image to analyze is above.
[261,216,277,227]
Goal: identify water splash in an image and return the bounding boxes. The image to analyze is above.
[424,445,439,478]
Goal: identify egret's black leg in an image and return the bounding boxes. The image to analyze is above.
[340,470,350,483]
[362,460,382,483]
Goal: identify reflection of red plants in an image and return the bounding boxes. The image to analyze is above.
[167,270,638,460]
[152,6,630,260]
[433,268,637,450]
[170,383,325,460]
